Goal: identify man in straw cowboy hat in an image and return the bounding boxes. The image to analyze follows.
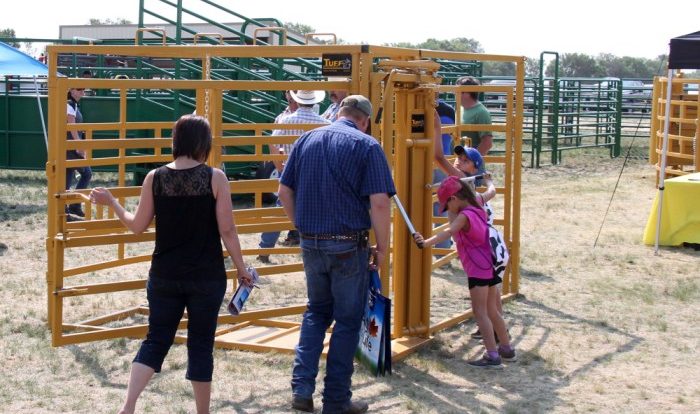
[258,90,330,262]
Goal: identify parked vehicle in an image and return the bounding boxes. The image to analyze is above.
[621,80,652,113]
[482,79,536,110]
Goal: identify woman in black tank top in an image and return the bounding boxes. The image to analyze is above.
[90,115,252,414]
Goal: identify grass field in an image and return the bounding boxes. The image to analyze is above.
[0,145,698,413]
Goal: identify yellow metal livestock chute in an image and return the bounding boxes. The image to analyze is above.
[45,42,524,362]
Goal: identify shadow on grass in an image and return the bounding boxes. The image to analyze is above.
[67,344,126,389]
[520,267,555,282]
[0,170,47,186]
[0,201,45,220]
[517,297,643,381]
[345,295,645,413]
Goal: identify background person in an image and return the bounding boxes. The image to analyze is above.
[80,70,96,96]
[279,95,395,414]
[256,91,299,263]
[451,145,506,341]
[258,90,330,261]
[90,115,252,414]
[321,83,348,122]
[456,76,493,155]
[432,99,457,254]
[453,145,487,189]
[65,87,92,219]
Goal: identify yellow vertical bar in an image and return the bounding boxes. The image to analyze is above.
[118,88,127,261]
[196,88,205,116]
[208,88,223,168]
[356,51,369,97]
[371,72,392,289]
[46,50,61,329]
[155,127,162,157]
[392,89,407,340]
[420,90,434,334]
[502,92,514,294]
[510,57,525,294]
[649,76,660,166]
[375,72,394,171]
[406,92,422,331]
[694,91,700,172]
[51,239,65,346]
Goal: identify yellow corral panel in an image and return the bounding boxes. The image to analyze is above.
[650,75,699,184]
[46,43,524,362]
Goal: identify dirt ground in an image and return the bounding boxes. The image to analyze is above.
[0,150,698,413]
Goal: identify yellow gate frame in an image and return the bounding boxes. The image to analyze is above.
[649,74,699,183]
[45,43,524,362]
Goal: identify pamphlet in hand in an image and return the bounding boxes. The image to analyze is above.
[227,266,259,315]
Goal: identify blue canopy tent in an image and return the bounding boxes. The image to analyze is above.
[0,41,48,76]
[0,41,49,149]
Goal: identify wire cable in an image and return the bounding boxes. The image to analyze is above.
[593,60,667,248]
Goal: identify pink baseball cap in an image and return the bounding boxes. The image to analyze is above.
[437,176,463,213]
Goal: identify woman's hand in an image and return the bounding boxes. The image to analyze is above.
[413,232,425,249]
[238,268,254,287]
[90,187,115,206]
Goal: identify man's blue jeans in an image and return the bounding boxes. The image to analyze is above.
[65,165,92,214]
[291,238,369,412]
[432,169,452,251]
[259,198,299,248]
[66,150,92,191]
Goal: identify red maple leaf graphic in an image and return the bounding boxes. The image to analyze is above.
[368,317,379,337]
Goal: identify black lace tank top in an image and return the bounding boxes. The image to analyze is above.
[149,164,226,281]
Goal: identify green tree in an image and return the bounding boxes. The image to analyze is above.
[89,18,132,25]
[547,53,603,77]
[597,54,667,78]
[483,61,516,76]
[284,22,342,44]
[284,22,315,35]
[0,28,19,48]
[525,56,541,78]
[387,37,483,53]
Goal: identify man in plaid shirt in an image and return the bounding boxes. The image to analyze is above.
[280,95,395,414]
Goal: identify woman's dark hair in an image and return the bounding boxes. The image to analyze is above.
[453,179,481,209]
[456,76,481,101]
[67,88,84,102]
[172,115,212,162]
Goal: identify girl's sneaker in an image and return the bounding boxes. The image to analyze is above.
[498,346,517,362]
[467,353,502,368]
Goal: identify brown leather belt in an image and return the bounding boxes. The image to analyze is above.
[301,231,369,242]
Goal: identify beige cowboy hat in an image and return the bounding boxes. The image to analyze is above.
[290,90,326,105]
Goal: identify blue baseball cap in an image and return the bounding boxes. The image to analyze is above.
[454,145,485,174]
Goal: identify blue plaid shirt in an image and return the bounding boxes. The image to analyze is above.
[280,118,396,234]
[321,102,340,122]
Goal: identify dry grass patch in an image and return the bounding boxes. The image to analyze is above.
[1,147,699,413]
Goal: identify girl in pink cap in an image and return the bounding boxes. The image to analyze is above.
[413,176,515,368]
